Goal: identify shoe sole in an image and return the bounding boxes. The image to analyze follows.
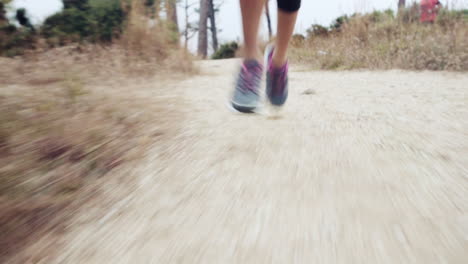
[269,94,288,106]
[231,101,257,113]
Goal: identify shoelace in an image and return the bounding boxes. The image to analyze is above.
[240,63,262,94]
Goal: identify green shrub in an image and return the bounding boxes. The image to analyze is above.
[330,15,349,32]
[42,0,125,44]
[89,0,125,42]
[15,8,34,31]
[0,4,35,57]
[0,2,9,25]
[63,0,90,11]
[211,42,238,60]
[42,8,93,42]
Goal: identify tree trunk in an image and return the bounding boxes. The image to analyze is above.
[208,0,218,52]
[165,0,179,32]
[184,0,189,51]
[265,0,272,39]
[0,3,6,24]
[197,0,209,58]
[398,0,406,9]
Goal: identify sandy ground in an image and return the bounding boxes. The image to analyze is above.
[25,60,468,263]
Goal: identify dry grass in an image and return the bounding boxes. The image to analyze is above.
[0,47,187,261]
[290,9,468,71]
[0,65,145,262]
[118,0,194,74]
[0,0,192,261]
[0,50,186,261]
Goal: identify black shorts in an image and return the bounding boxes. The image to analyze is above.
[277,0,301,12]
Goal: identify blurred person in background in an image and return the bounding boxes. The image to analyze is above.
[231,0,301,112]
[420,0,442,23]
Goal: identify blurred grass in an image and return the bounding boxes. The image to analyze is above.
[290,8,468,71]
[0,1,192,261]
[0,68,146,261]
[0,77,132,197]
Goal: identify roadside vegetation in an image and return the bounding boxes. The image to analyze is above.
[291,6,468,71]
[0,0,190,262]
[1,0,467,261]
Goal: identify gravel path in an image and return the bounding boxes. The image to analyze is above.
[44,60,468,263]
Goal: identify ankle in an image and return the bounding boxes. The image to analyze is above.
[244,48,262,62]
[243,58,261,65]
[271,54,287,68]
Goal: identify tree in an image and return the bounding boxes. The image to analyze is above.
[398,0,406,9]
[211,41,238,59]
[0,0,12,24]
[1,0,35,56]
[165,0,179,32]
[197,0,209,58]
[265,0,272,39]
[15,8,34,31]
[182,0,197,51]
[208,0,218,51]
[0,3,6,24]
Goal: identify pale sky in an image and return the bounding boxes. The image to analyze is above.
[10,0,468,48]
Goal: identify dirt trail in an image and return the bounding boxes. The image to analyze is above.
[38,60,468,263]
